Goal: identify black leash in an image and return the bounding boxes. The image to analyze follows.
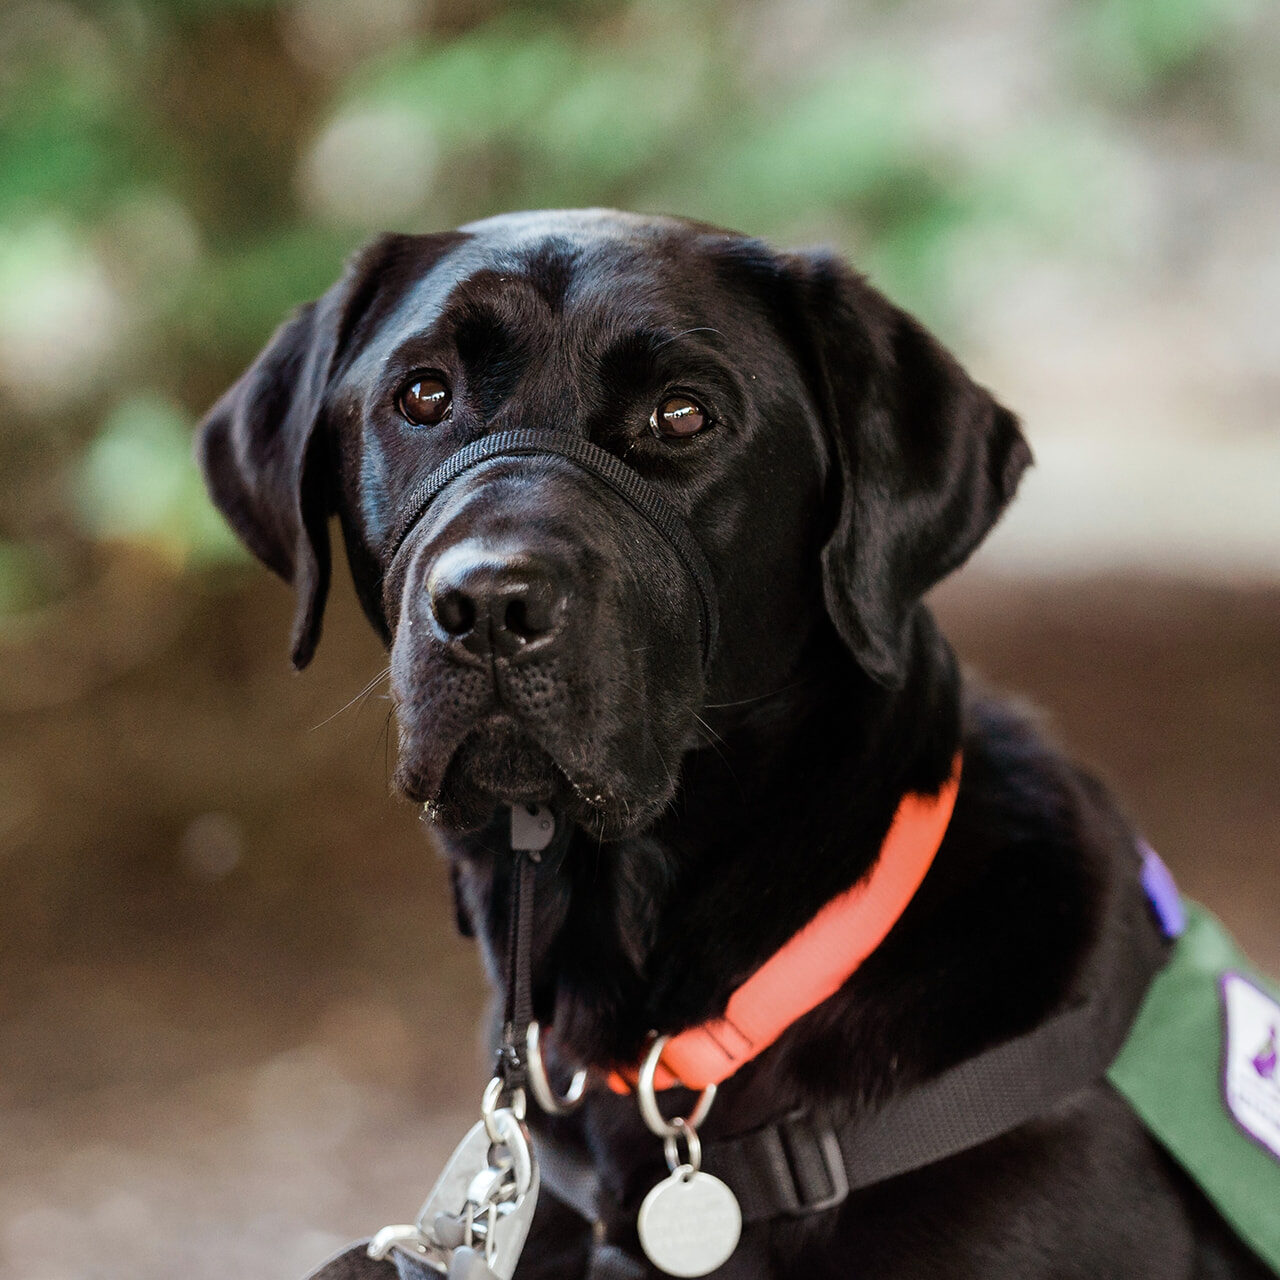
[319,417,726,1280]
[303,804,649,1280]
[493,802,572,1095]
[495,848,539,1095]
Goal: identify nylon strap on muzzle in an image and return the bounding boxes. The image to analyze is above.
[386,430,720,668]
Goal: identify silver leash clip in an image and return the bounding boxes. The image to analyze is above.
[369,1080,540,1280]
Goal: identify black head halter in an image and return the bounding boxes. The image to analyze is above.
[386,429,720,668]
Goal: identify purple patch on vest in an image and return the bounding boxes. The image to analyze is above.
[1139,841,1186,940]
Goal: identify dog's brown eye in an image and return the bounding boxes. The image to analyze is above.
[397,374,452,426]
[651,394,710,439]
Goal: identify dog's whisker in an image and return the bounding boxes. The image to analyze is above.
[692,713,745,799]
[311,665,392,731]
[649,739,679,797]
[376,703,396,779]
[692,711,726,747]
[703,678,813,711]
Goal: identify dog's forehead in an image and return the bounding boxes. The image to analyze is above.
[376,212,743,348]
[456,207,728,267]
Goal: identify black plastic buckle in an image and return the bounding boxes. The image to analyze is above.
[777,1111,850,1215]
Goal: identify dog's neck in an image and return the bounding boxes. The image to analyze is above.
[445,608,971,1072]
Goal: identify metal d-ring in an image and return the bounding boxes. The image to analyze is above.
[481,1074,527,1146]
[636,1034,716,1138]
[526,1021,588,1115]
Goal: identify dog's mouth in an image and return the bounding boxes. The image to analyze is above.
[397,706,677,838]
[407,713,567,831]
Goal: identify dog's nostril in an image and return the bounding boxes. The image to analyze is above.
[433,588,476,637]
[504,594,554,641]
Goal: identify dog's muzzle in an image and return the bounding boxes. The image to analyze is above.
[385,429,720,669]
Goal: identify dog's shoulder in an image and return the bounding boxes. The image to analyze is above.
[954,678,1140,908]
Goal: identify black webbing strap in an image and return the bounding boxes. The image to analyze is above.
[537,908,1169,1227]
[495,848,539,1091]
[706,989,1147,1219]
[496,810,573,1090]
[385,430,719,668]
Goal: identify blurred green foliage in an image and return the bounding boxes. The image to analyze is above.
[1074,0,1260,95]
[0,0,1266,619]
[73,395,245,564]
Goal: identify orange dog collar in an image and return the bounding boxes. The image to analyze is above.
[608,754,962,1094]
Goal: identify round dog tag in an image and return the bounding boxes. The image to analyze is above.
[637,1168,742,1277]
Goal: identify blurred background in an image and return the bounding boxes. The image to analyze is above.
[0,1,1276,1276]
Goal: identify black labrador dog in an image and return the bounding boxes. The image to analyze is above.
[198,210,1265,1278]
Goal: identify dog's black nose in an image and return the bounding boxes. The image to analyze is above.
[426,544,566,660]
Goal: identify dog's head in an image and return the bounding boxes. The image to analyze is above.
[198,210,1029,837]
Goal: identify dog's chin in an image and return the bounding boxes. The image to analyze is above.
[398,712,677,840]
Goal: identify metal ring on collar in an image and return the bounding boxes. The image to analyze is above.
[662,1117,703,1175]
[481,1075,527,1146]
[526,1021,588,1115]
[637,1034,716,1138]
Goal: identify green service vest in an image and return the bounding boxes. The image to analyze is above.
[1108,904,1280,1272]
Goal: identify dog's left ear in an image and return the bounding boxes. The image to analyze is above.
[197,233,442,669]
[782,250,1032,687]
[197,292,340,670]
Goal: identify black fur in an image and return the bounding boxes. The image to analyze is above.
[198,210,1267,1278]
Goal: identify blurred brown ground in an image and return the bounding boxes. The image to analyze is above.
[0,562,1276,1279]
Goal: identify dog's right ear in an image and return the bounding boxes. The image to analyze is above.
[196,232,455,668]
[774,249,1031,687]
